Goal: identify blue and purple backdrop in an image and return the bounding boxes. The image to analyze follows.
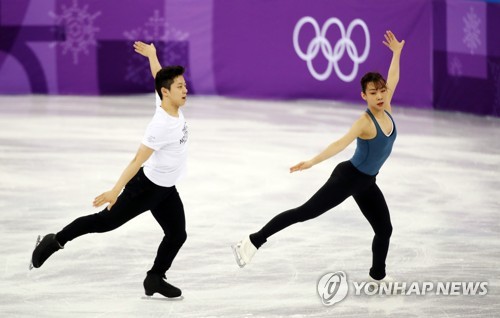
[0,0,499,116]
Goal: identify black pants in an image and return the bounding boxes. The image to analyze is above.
[56,168,186,276]
[250,161,392,280]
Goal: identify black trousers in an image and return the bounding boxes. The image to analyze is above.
[250,161,392,280]
[56,168,186,275]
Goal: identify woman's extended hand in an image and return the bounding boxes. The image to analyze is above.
[383,30,405,53]
[290,160,314,173]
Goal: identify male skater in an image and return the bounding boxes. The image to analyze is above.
[31,41,189,298]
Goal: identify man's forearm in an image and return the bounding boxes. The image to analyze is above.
[111,159,142,194]
[149,55,162,78]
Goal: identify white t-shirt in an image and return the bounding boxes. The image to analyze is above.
[141,94,188,187]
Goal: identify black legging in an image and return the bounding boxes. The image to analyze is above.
[56,168,186,275]
[250,161,392,280]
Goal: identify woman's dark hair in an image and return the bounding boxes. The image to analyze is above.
[360,72,387,93]
[155,66,185,100]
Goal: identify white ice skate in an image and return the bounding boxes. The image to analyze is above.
[231,236,257,268]
[367,275,395,293]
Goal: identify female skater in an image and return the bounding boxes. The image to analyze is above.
[31,41,189,298]
[232,31,405,280]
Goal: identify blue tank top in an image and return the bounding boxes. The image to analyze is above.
[350,109,397,176]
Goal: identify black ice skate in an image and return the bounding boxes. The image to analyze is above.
[30,233,63,270]
[143,273,182,299]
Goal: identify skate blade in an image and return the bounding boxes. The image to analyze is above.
[231,244,246,268]
[29,235,42,271]
[141,295,184,301]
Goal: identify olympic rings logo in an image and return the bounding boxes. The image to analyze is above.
[293,17,370,82]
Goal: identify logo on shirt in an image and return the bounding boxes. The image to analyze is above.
[147,135,156,143]
[180,122,188,144]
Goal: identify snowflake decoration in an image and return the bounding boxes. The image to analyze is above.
[449,57,463,77]
[50,0,101,64]
[123,10,190,86]
[462,7,481,55]
[123,10,189,43]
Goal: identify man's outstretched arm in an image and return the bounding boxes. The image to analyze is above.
[134,41,162,78]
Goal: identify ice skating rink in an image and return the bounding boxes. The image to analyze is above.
[0,95,499,317]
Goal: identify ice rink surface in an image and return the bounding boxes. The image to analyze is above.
[0,95,499,317]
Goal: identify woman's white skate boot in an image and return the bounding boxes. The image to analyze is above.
[231,236,257,268]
